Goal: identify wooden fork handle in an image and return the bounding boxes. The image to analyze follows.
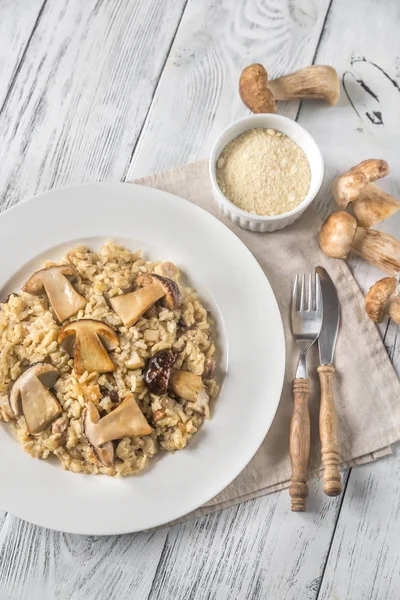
[289,378,311,511]
[318,365,342,497]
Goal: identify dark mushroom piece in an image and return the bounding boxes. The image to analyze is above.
[58,319,119,374]
[82,394,152,467]
[144,350,209,410]
[110,274,182,327]
[23,265,87,322]
[9,363,62,434]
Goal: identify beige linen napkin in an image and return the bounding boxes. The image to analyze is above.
[132,160,400,522]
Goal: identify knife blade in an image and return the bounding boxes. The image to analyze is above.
[315,266,342,497]
[316,266,340,365]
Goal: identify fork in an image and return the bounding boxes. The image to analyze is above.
[289,273,323,512]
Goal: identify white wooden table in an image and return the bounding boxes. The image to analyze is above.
[0,1,399,598]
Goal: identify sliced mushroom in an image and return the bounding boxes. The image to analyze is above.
[365,277,400,324]
[320,211,400,276]
[332,159,389,208]
[110,274,182,327]
[170,368,208,404]
[8,363,62,434]
[82,395,152,467]
[144,350,209,409]
[154,262,180,281]
[23,265,87,322]
[58,319,119,374]
[239,64,339,114]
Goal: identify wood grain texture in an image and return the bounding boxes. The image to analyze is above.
[290,378,311,511]
[318,365,342,497]
[126,0,332,179]
[148,474,350,600]
[0,0,188,212]
[0,519,169,600]
[0,0,45,110]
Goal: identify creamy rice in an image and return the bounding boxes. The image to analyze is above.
[0,243,219,476]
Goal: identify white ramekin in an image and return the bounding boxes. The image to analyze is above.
[209,114,324,233]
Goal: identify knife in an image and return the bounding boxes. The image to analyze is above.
[315,266,342,497]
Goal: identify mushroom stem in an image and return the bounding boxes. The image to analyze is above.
[332,159,390,209]
[352,184,400,228]
[268,65,340,105]
[352,228,400,276]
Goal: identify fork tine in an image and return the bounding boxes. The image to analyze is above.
[292,274,299,311]
[308,273,313,311]
[315,273,322,312]
[299,273,306,311]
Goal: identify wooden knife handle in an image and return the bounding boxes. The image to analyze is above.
[318,365,342,497]
[289,378,311,511]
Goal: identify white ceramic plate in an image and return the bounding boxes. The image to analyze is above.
[0,183,285,534]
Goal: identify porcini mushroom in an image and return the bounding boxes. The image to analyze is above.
[331,159,399,227]
[110,274,182,327]
[365,277,400,324]
[320,211,400,276]
[239,64,339,114]
[58,319,119,374]
[82,394,151,467]
[332,159,389,208]
[9,363,62,434]
[144,350,209,408]
[23,265,87,322]
[351,186,400,228]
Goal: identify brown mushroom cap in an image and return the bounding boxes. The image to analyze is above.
[110,274,182,327]
[82,395,151,467]
[58,319,119,374]
[8,363,61,434]
[365,277,398,322]
[319,211,358,259]
[332,159,389,208]
[239,64,277,114]
[144,349,178,395]
[22,265,87,322]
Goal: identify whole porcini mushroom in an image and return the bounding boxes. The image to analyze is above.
[239,64,340,114]
[320,211,400,276]
[110,273,182,328]
[82,395,152,467]
[331,159,399,227]
[365,277,400,324]
[23,265,87,322]
[58,319,119,374]
[9,363,62,434]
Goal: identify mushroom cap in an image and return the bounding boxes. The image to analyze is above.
[332,159,389,208]
[152,274,182,309]
[239,63,277,114]
[58,319,119,374]
[144,349,178,395]
[8,362,61,434]
[365,277,398,322]
[9,362,59,416]
[319,211,357,259]
[22,264,87,322]
[22,265,78,294]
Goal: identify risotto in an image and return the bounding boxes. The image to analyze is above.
[0,243,219,476]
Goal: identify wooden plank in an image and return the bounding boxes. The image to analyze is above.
[122,2,361,599]
[126,0,332,179]
[0,0,45,110]
[149,476,349,600]
[0,0,188,212]
[0,0,190,598]
[0,518,169,600]
[297,0,400,596]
